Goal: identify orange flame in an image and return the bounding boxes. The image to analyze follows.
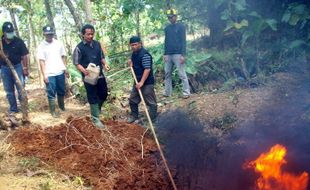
[247,144,309,190]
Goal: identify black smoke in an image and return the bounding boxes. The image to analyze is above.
[157,71,310,190]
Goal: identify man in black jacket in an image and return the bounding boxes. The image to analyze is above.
[73,24,110,128]
[163,9,190,99]
[127,36,157,123]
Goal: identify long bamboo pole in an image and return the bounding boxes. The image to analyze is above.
[130,66,177,190]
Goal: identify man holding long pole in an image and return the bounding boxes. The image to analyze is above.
[127,36,157,123]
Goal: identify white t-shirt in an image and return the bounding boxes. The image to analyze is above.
[37,39,66,76]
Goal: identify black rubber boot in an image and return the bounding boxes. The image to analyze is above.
[57,96,65,111]
[127,103,139,123]
[149,105,158,122]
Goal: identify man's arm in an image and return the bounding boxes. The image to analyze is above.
[36,44,47,82]
[73,47,88,76]
[62,56,67,67]
[22,54,29,76]
[163,27,169,62]
[180,23,186,56]
[60,43,67,70]
[135,54,151,89]
[164,27,168,55]
[20,39,29,76]
[99,43,110,71]
[39,59,48,83]
[101,58,110,71]
[136,69,151,89]
[62,56,69,78]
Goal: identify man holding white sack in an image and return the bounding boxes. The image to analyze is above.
[73,24,110,128]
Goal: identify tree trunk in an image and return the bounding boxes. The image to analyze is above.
[166,0,171,9]
[84,0,94,24]
[206,0,226,48]
[27,0,43,87]
[9,8,20,38]
[25,16,31,85]
[0,42,29,122]
[240,58,250,80]
[136,12,141,37]
[120,31,124,51]
[63,0,83,32]
[43,0,57,37]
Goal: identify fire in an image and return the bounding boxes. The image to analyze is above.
[247,144,309,190]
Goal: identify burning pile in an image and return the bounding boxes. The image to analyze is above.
[246,144,309,190]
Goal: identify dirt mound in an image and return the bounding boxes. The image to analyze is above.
[10,117,171,189]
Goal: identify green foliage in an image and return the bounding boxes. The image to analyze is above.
[73,176,84,186]
[219,78,238,92]
[67,63,81,81]
[282,3,310,28]
[18,157,40,171]
[289,40,308,49]
[1,0,308,97]
[148,43,164,73]
[211,112,237,131]
[121,0,145,15]
[39,181,52,190]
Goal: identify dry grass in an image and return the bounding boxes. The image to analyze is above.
[0,80,91,190]
[0,131,89,190]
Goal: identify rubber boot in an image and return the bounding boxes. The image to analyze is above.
[90,103,105,128]
[48,99,59,118]
[149,105,158,122]
[57,96,65,111]
[98,99,104,114]
[127,103,139,123]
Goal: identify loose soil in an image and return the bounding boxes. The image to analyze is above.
[10,117,170,190]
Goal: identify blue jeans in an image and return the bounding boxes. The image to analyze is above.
[164,54,190,96]
[46,73,66,100]
[1,63,24,113]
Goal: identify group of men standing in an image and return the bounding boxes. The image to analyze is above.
[0,8,190,128]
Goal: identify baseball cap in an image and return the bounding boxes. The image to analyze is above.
[2,22,14,33]
[129,36,141,44]
[43,25,55,34]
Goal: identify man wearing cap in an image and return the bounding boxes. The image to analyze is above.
[73,24,110,128]
[127,36,157,123]
[37,25,68,117]
[0,21,29,113]
[163,9,191,99]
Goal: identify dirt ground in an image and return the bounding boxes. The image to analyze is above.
[0,71,309,189]
[10,118,169,190]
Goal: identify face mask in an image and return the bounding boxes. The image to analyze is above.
[5,32,15,39]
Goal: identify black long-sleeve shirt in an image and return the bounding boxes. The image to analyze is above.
[0,36,29,66]
[164,22,186,55]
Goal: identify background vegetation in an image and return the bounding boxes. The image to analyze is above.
[0,0,309,98]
